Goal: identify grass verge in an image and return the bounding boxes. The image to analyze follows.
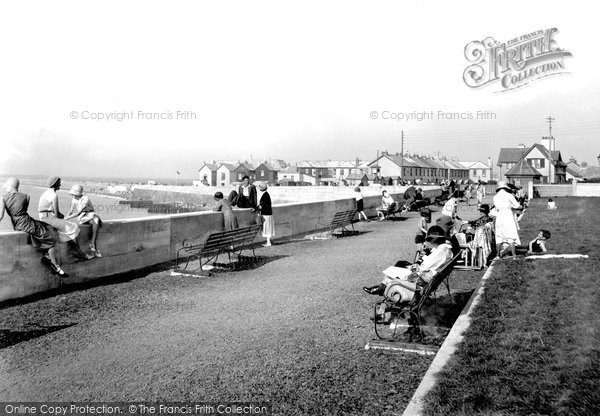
[422,197,600,415]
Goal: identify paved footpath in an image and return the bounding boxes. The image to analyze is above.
[0,203,484,414]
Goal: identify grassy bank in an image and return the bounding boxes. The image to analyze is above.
[423,197,600,415]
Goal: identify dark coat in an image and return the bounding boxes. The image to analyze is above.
[259,192,272,216]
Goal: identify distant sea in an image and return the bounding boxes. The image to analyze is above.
[0,174,193,233]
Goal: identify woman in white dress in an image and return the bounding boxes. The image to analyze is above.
[38,176,93,260]
[492,181,522,259]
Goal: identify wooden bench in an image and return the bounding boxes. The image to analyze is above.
[314,209,358,238]
[173,224,263,275]
[373,252,460,341]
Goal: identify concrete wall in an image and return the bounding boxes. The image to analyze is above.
[1,192,422,303]
[132,185,441,205]
[533,183,600,198]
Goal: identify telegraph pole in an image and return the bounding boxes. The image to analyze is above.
[546,116,555,184]
[400,130,404,183]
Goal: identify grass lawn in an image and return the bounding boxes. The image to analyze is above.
[422,197,600,416]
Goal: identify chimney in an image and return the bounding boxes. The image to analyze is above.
[518,143,526,149]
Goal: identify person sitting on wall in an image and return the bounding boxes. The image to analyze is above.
[236,175,257,210]
[362,226,454,304]
[0,177,65,276]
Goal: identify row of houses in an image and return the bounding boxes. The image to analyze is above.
[195,154,493,187]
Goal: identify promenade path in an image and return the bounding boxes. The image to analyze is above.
[0,203,484,415]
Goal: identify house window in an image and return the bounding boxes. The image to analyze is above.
[220,173,225,180]
[482,170,486,177]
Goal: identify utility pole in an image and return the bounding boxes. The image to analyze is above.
[546,116,555,184]
[400,130,404,183]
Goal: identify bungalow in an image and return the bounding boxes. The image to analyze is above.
[345,173,370,187]
[458,160,492,182]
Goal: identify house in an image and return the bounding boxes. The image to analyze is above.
[344,173,370,187]
[198,163,218,186]
[497,138,567,183]
[278,167,317,185]
[233,163,258,183]
[565,158,600,181]
[254,162,279,184]
[458,160,493,182]
[216,163,237,186]
[296,161,335,184]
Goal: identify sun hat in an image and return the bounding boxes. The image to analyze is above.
[69,184,83,196]
[258,182,268,191]
[419,207,431,216]
[425,225,447,243]
[479,203,490,213]
[496,181,511,192]
[47,176,60,188]
[213,191,224,200]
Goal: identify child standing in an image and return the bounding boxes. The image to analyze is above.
[415,208,431,249]
[354,187,369,222]
[66,184,103,257]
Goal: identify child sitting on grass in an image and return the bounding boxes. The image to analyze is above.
[65,184,102,257]
[547,198,557,210]
[527,229,551,254]
[513,229,551,256]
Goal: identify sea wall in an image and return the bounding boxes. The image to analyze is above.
[0,192,426,303]
[131,185,442,205]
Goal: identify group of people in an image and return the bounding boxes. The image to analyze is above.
[363,180,552,307]
[212,175,275,247]
[0,177,103,277]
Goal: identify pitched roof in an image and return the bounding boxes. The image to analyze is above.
[345,173,368,180]
[199,163,219,171]
[505,158,542,177]
[498,148,528,164]
[217,163,237,171]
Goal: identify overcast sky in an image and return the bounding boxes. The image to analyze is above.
[1,0,598,179]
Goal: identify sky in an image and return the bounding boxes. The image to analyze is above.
[1,0,599,179]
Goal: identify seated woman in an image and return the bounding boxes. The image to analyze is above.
[363,226,453,303]
[0,177,65,276]
[376,190,396,220]
[38,176,94,261]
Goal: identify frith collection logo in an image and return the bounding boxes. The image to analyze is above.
[463,28,572,92]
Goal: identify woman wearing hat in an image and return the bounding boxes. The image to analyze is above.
[363,225,453,301]
[257,182,274,247]
[38,176,93,262]
[492,181,522,258]
[65,184,103,257]
[212,191,238,231]
[0,177,63,275]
